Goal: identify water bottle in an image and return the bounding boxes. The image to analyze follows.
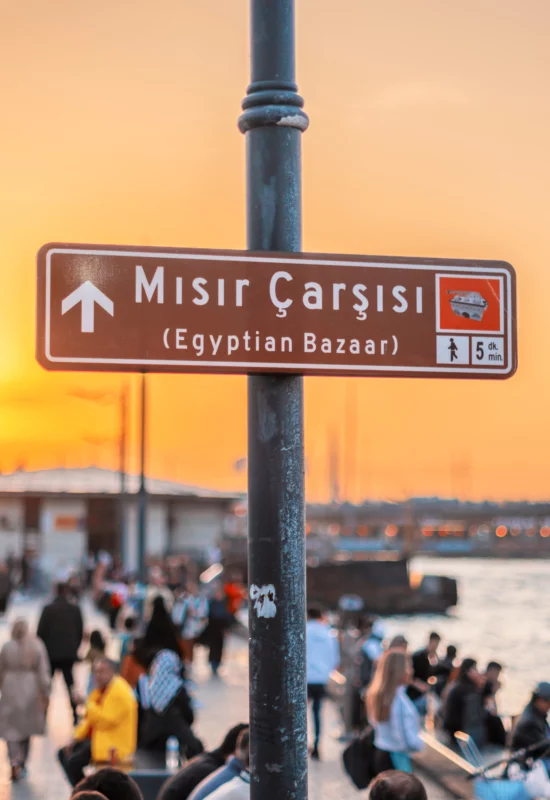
[165,736,180,772]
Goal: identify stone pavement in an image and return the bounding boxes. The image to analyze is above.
[0,595,451,799]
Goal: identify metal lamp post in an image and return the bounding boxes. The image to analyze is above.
[238,1,309,797]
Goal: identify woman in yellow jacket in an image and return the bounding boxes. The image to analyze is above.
[58,658,138,787]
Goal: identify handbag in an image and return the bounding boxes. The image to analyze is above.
[342,726,375,789]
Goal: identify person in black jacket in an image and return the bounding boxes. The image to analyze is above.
[511,682,550,759]
[443,658,486,749]
[407,632,441,713]
[37,582,83,723]
[157,724,248,800]
[204,586,232,676]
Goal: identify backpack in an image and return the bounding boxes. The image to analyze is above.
[342,726,375,790]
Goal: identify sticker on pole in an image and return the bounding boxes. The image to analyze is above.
[36,244,517,379]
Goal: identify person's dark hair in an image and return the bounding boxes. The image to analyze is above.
[458,658,477,682]
[357,615,373,632]
[124,616,137,632]
[219,723,249,758]
[143,597,181,657]
[236,729,250,766]
[389,635,408,650]
[429,631,441,642]
[89,630,106,652]
[56,582,69,598]
[370,770,428,800]
[72,768,143,800]
[487,661,502,673]
[236,729,250,752]
[307,606,323,621]
[72,793,108,800]
[446,645,457,659]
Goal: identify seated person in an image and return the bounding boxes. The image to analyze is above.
[189,729,249,800]
[207,748,250,800]
[512,681,550,760]
[157,724,248,800]
[72,767,143,800]
[443,658,486,749]
[58,659,138,787]
[138,649,203,758]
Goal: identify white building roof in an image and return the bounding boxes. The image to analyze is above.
[0,467,238,500]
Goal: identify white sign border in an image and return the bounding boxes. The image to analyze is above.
[44,248,514,376]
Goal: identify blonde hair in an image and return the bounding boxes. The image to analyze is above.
[366,650,408,723]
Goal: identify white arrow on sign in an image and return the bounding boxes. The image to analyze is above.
[61,281,114,334]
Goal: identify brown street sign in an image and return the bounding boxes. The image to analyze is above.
[36,243,517,379]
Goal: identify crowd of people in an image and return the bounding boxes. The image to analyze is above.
[0,554,247,791]
[307,610,550,788]
[0,554,548,799]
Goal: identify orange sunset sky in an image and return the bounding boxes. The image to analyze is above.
[0,0,549,502]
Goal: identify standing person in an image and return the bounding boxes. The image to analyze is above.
[366,650,424,775]
[175,583,209,665]
[143,596,182,659]
[433,645,458,696]
[223,573,246,618]
[306,606,340,760]
[0,618,51,781]
[359,619,386,696]
[443,658,486,749]
[407,632,441,714]
[144,568,174,622]
[20,549,31,592]
[108,578,128,631]
[0,561,12,616]
[206,585,233,676]
[482,661,506,746]
[340,615,372,735]
[119,616,138,661]
[37,582,83,724]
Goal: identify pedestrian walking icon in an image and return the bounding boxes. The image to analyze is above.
[437,335,469,365]
[449,338,459,362]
